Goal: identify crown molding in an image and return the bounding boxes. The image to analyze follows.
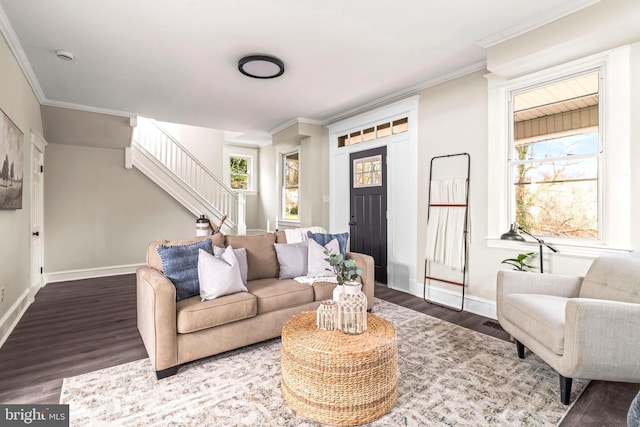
[269,117,325,135]
[475,0,601,48]
[41,98,134,118]
[0,4,46,102]
[324,60,486,126]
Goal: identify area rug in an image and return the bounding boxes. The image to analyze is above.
[60,299,587,426]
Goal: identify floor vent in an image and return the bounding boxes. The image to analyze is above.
[482,320,503,330]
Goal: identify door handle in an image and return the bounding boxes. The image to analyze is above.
[32,231,40,236]
[348,216,356,226]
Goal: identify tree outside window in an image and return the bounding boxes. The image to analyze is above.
[283,152,299,219]
[229,156,250,190]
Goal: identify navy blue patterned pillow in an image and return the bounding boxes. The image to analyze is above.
[307,231,349,257]
[157,238,213,301]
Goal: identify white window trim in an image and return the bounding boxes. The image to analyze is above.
[223,147,258,194]
[486,45,632,257]
[280,148,300,223]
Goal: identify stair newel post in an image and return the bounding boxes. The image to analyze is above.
[237,192,247,235]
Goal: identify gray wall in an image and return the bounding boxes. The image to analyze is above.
[0,31,44,344]
[44,143,195,272]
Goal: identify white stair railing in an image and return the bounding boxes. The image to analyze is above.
[130,117,246,234]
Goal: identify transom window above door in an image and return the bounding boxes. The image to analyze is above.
[338,117,408,148]
[353,155,382,188]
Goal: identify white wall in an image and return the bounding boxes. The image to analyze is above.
[0,32,44,345]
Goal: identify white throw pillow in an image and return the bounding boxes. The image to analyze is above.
[198,247,247,301]
[214,246,248,285]
[307,238,340,277]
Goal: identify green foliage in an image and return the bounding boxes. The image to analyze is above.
[324,249,363,285]
[500,252,537,271]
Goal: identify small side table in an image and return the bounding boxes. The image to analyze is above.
[281,311,398,426]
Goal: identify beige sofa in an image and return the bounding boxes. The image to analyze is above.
[497,254,640,404]
[137,231,375,379]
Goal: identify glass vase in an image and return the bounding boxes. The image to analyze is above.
[337,280,367,334]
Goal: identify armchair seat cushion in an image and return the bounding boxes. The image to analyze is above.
[501,294,568,355]
[176,292,257,334]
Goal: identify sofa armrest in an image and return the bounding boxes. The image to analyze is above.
[561,298,640,380]
[136,267,178,372]
[346,252,375,310]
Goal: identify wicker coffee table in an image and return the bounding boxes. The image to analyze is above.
[281,311,398,426]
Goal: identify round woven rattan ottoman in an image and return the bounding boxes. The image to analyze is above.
[281,311,398,426]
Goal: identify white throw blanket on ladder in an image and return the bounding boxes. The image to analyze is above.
[425,178,469,271]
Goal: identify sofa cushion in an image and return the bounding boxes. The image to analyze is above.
[214,246,248,285]
[501,293,568,355]
[274,241,308,279]
[157,238,214,301]
[198,247,247,301]
[176,292,257,334]
[245,278,314,314]
[308,231,349,256]
[312,281,338,301]
[580,255,640,303]
[147,234,225,272]
[226,233,278,281]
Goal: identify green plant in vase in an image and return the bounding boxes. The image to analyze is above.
[500,252,537,271]
[324,249,363,285]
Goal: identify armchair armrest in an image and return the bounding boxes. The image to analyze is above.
[347,251,375,310]
[561,298,640,380]
[497,270,583,298]
[136,267,178,371]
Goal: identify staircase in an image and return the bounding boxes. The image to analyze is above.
[128,117,246,235]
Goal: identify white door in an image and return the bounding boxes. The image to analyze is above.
[30,131,47,297]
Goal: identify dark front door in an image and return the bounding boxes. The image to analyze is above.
[349,146,388,284]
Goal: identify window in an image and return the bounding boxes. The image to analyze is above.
[229,156,250,190]
[487,46,632,253]
[223,147,257,193]
[283,151,299,220]
[510,72,600,240]
[337,117,408,147]
[353,155,382,188]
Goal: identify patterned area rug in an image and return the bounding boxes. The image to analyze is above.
[60,299,587,426]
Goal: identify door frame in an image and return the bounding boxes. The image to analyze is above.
[30,130,47,300]
[327,96,419,294]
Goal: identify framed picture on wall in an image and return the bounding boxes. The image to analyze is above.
[0,108,24,209]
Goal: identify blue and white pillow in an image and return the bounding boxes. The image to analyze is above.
[307,231,349,257]
[157,238,213,301]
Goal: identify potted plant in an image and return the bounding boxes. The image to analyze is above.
[500,252,537,271]
[324,249,363,301]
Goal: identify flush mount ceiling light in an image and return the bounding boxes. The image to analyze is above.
[55,49,75,61]
[238,55,285,79]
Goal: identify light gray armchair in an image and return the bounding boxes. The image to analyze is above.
[497,254,640,404]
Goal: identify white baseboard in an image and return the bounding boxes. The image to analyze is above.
[0,288,31,349]
[392,280,497,320]
[46,264,143,284]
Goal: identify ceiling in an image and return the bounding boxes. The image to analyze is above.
[0,0,599,145]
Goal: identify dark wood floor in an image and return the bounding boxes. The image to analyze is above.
[0,275,637,426]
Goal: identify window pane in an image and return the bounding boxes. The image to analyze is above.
[350,131,362,144]
[392,117,408,134]
[353,155,382,188]
[284,188,298,219]
[230,173,248,190]
[376,123,391,138]
[285,153,299,187]
[338,135,348,147]
[513,157,597,238]
[514,132,598,160]
[362,127,375,141]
